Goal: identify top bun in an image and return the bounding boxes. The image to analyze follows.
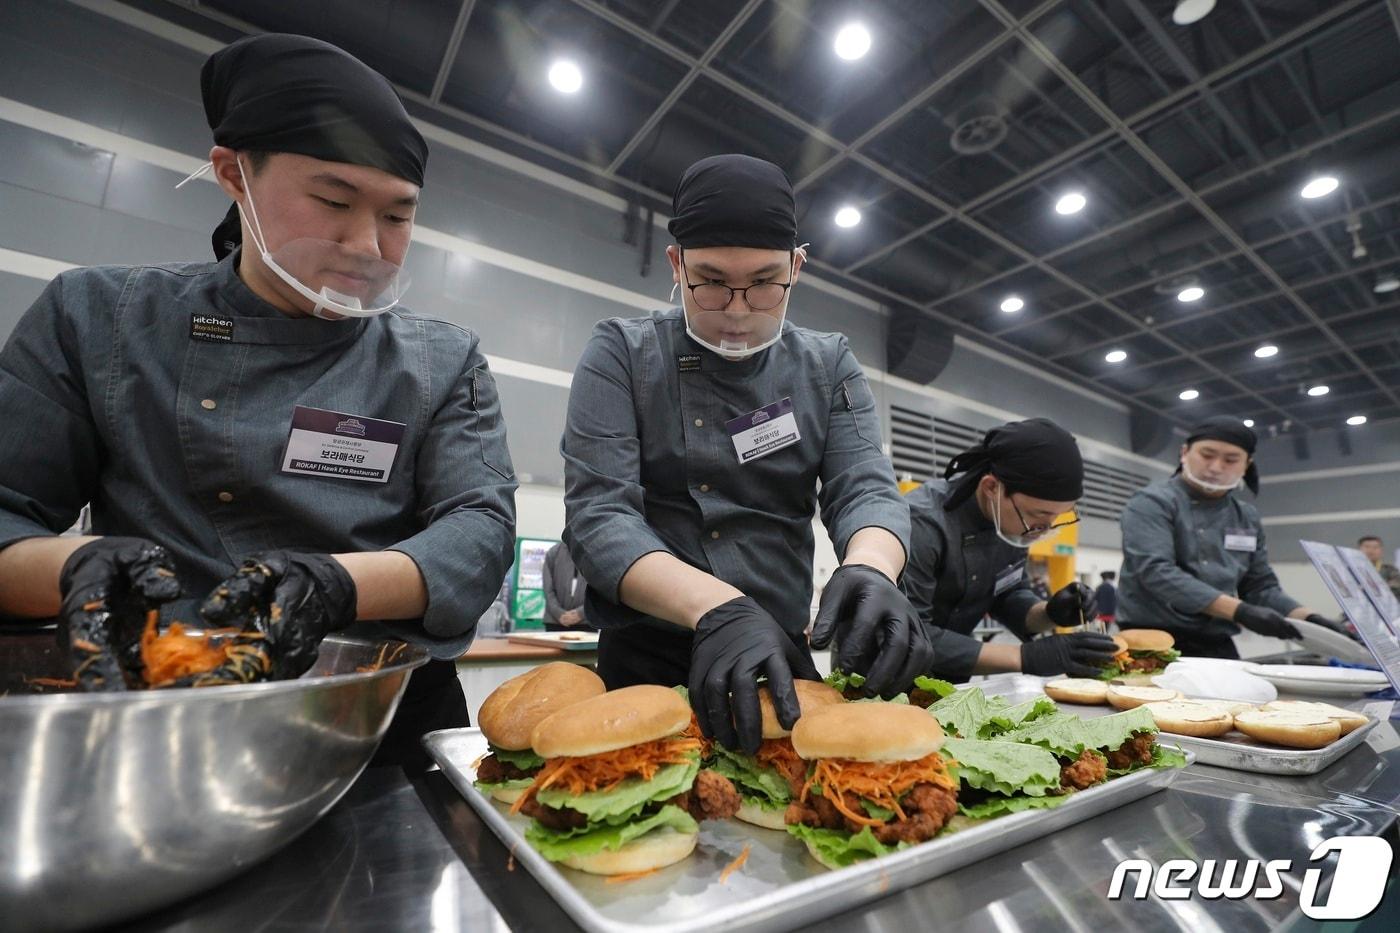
[791,702,945,762]
[478,662,605,750]
[758,679,846,739]
[1111,635,1129,653]
[531,684,691,758]
[1117,629,1176,652]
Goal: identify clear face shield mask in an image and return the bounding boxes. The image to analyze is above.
[670,245,807,360]
[991,484,1041,549]
[178,158,410,320]
[1179,458,1244,493]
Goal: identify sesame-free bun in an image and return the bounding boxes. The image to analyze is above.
[1106,684,1182,710]
[1111,635,1129,652]
[1233,710,1341,749]
[758,680,846,739]
[1043,678,1110,705]
[735,800,789,831]
[791,702,945,762]
[478,662,605,750]
[559,826,698,875]
[1117,629,1176,652]
[489,785,528,806]
[531,684,691,758]
[1142,700,1234,737]
[1260,701,1368,736]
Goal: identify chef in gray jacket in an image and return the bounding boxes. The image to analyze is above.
[562,154,931,754]
[1118,416,1339,658]
[0,35,516,770]
[902,418,1117,681]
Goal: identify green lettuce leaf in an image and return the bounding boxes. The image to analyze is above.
[979,696,1059,737]
[941,737,1062,797]
[1077,706,1158,750]
[958,793,1071,820]
[1131,649,1181,665]
[853,692,910,705]
[824,670,865,693]
[912,676,956,699]
[672,684,690,702]
[1001,707,1156,758]
[927,688,1013,738]
[708,746,793,807]
[1107,741,1188,777]
[489,745,545,771]
[525,805,698,861]
[860,799,896,821]
[785,822,907,868]
[474,777,536,794]
[536,759,699,824]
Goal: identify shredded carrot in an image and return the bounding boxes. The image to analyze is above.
[81,600,105,613]
[800,753,957,827]
[604,868,660,884]
[510,736,703,815]
[23,675,78,689]
[138,611,259,687]
[754,737,802,772]
[356,641,408,673]
[681,713,711,758]
[719,844,751,884]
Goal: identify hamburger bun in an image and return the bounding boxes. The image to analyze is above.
[1043,678,1110,705]
[489,785,528,806]
[1117,629,1176,652]
[802,837,855,871]
[1106,684,1182,710]
[1260,701,1368,735]
[478,662,605,751]
[1111,635,1129,653]
[791,702,945,762]
[735,799,789,831]
[531,684,691,758]
[1233,709,1341,749]
[1142,700,1234,737]
[758,679,846,739]
[560,826,698,875]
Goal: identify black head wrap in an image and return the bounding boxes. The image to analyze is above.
[201,34,428,259]
[667,154,797,250]
[1177,416,1260,494]
[942,418,1084,512]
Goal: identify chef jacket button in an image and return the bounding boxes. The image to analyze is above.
[200,398,217,411]
[694,418,704,427]
[710,530,720,540]
[971,575,978,582]
[699,484,710,493]
[217,491,234,503]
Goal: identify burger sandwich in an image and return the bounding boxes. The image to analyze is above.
[1099,629,1180,680]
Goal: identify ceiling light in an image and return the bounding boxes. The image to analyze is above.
[1054,191,1086,215]
[1242,419,1255,428]
[1346,415,1368,426]
[1000,295,1025,313]
[1375,275,1400,294]
[1300,175,1339,199]
[1179,389,1199,401]
[1172,0,1217,25]
[1307,385,1330,397]
[833,205,861,228]
[547,60,583,94]
[1105,349,1128,364]
[1254,344,1278,359]
[833,23,872,61]
[1177,285,1205,302]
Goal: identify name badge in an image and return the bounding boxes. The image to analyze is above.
[1224,529,1258,551]
[280,405,405,484]
[725,397,801,464]
[994,562,1025,596]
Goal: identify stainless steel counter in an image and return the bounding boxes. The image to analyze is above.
[115,712,1400,933]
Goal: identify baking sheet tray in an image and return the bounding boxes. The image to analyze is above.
[507,632,600,651]
[424,724,1189,933]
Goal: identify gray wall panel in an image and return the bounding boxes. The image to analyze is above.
[0,270,49,345]
[0,123,114,207]
[493,375,568,486]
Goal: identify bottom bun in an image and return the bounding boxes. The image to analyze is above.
[490,785,527,805]
[1044,678,1110,705]
[1233,710,1340,749]
[1106,685,1182,710]
[1261,700,1369,735]
[735,799,789,831]
[803,837,852,871]
[1142,700,1234,737]
[560,827,698,876]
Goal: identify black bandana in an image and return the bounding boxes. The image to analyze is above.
[1179,416,1260,494]
[201,34,428,259]
[667,154,797,250]
[943,418,1084,511]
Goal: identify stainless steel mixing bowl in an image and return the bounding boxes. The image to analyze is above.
[0,631,429,931]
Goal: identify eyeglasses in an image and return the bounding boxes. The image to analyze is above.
[680,253,793,311]
[1007,493,1080,538]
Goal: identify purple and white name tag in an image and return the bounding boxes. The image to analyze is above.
[280,405,405,484]
[724,397,800,464]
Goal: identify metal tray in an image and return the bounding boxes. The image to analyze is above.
[969,672,1379,775]
[424,726,1189,933]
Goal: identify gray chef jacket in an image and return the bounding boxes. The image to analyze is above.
[902,478,1040,680]
[0,253,517,656]
[561,308,909,672]
[1118,475,1298,639]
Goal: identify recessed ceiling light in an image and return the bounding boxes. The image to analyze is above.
[1177,285,1205,302]
[1242,419,1255,428]
[1254,344,1278,359]
[1307,385,1330,397]
[1055,191,1086,215]
[547,59,583,94]
[1179,388,1200,401]
[1105,349,1128,363]
[1346,415,1368,426]
[1300,176,1339,199]
[833,23,872,61]
[1172,0,1217,25]
[834,205,862,228]
[1375,275,1400,294]
[1000,295,1025,313]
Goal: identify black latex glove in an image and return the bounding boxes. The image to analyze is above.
[1304,612,1361,641]
[810,564,936,699]
[1233,602,1303,640]
[58,537,182,690]
[1044,581,1098,628]
[199,551,357,680]
[689,596,820,755]
[1021,632,1120,677]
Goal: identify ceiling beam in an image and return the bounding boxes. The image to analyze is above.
[429,0,477,105]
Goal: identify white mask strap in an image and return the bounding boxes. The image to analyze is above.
[174,162,212,189]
